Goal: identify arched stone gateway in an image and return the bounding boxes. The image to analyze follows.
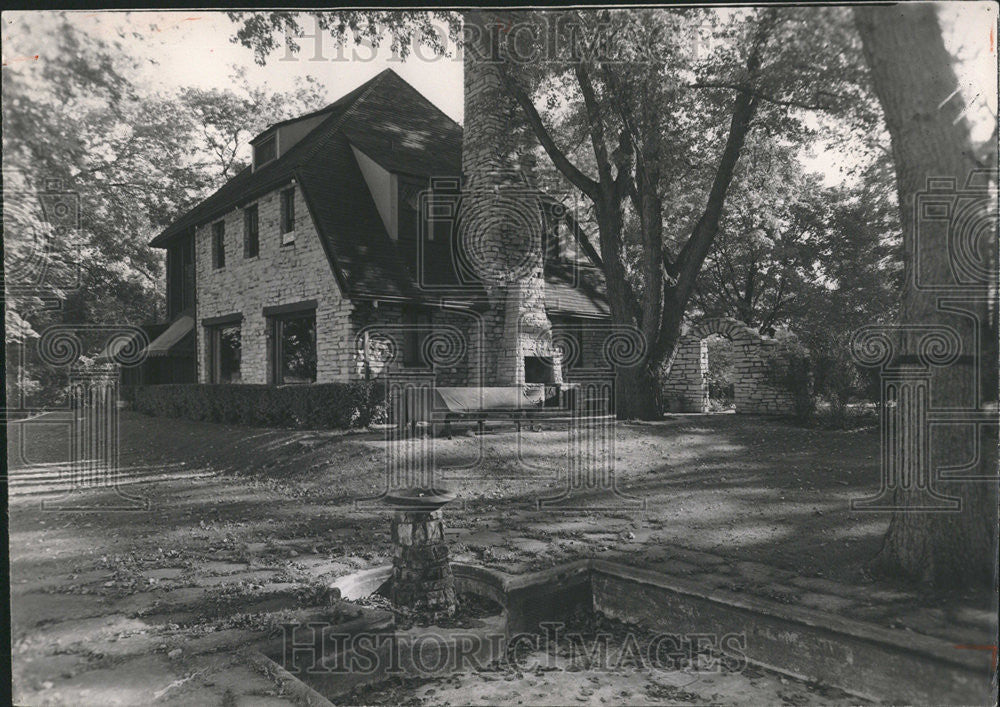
[662,317,797,415]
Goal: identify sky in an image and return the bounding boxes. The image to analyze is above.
[6,11,466,122]
[3,6,996,186]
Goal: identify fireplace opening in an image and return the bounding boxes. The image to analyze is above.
[524,356,555,384]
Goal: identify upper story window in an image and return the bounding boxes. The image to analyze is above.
[244,204,259,258]
[254,134,277,169]
[543,225,560,262]
[542,219,566,264]
[166,234,195,319]
[212,221,226,269]
[280,187,295,245]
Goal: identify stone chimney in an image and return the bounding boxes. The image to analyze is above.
[461,10,558,386]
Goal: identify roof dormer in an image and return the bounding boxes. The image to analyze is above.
[251,111,331,171]
[252,132,277,170]
[351,145,397,238]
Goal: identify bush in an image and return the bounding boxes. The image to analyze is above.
[812,402,879,430]
[127,382,387,430]
[762,335,816,421]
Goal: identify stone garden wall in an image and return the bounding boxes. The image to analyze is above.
[662,318,797,415]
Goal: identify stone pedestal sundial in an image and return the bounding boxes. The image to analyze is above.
[383,487,458,620]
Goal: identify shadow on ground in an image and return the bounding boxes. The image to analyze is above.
[8,411,997,705]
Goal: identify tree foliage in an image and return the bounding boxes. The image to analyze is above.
[3,13,330,406]
[692,143,903,410]
[691,138,825,332]
[179,68,325,180]
[490,7,881,417]
[227,11,463,65]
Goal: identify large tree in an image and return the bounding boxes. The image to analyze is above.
[4,14,196,407]
[852,5,997,588]
[492,8,877,418]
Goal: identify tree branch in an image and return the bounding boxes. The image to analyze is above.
[498,69,601,201]
[653,10,777,361]
[688,82,841,112]
[560,204,604,270]
[574,61,614,186]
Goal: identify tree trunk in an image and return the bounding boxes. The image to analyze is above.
[616,364,662,420]
[854,5,998,588]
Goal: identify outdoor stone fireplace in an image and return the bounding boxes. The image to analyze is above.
[523,355,555,384]
[462,10,560,387]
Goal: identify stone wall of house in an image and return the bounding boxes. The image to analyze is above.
[194,184,356,383]
[192,169,570,390]
[433,309,480,386]
[662,318,797,415]
[349,302,478,386]
[578,323,611,371]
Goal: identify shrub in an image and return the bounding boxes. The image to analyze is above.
[127,381,387,430]
[812,402,879,431]
[762,335,816,420]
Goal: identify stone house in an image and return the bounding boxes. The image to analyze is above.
[136,69,610,388]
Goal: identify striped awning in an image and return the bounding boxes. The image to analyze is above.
[144,315,194,357]
[95,315,194,363]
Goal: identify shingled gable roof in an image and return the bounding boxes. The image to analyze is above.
[151,68,608,316]
[150,70,393,248]
[299,69,464,299]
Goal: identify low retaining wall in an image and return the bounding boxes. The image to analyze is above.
[319,559,990,704]
[589,560,988,705]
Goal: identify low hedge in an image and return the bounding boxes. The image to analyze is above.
[127,382,387,429]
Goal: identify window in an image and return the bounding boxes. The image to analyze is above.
[207,323,241,383]
[567,323,586,369]
[254,134,276,168]
[542,221,562,263]
[212,221,225,269]
[280,187,295,244]
[244,204,259,258]
[270,311,316,384]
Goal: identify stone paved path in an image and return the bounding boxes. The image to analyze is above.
[9,412,996,705]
